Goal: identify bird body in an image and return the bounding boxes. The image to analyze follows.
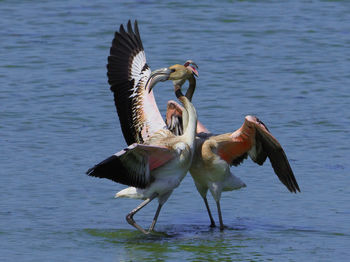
[114,129,194,203]
[87,71,197,234]
[115,146,190,203]
[166,102,300,229]
[86,21,199,234]
[87,70,197,234]
[190,134,246,202]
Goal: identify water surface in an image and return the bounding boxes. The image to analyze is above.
[1,0,350,261]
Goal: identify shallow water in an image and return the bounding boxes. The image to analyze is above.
[1,0,350,261]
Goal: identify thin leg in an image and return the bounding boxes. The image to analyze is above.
[216,201,224,231]
[126,193,157,234]
[148,203,163,232]
[203,197,216,227]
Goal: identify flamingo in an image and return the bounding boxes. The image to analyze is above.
[86,21,199,234]
[91,20,299,232]
[165,87,300,230]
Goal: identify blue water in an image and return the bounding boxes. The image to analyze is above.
[1,0,350,261]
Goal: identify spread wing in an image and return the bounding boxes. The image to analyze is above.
[214,115,300,193]
[107,20,166,145]
[86,143,176,189]
[166,100,210,136]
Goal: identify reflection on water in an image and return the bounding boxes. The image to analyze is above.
[84,226,253,261]
[84,219,350,261]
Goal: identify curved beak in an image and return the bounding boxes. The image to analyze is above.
[145,67,173,93]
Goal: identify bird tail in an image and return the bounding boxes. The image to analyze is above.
[223,175,246,191]
[115,187,146,199]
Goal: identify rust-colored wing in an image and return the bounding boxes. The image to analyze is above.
[215,115,300,193]
[107,20,166,145]
[86,143,176,189]
[166,100,210,136]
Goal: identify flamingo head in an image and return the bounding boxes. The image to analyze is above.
[146,61,199,93]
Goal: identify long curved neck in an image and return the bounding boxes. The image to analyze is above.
[182,76,196,132]
[184,76,196,102]
[175,86,197,147]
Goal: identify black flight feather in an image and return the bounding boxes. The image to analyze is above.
[107,20,148,145]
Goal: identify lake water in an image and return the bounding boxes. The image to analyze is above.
[1,0,350,261]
